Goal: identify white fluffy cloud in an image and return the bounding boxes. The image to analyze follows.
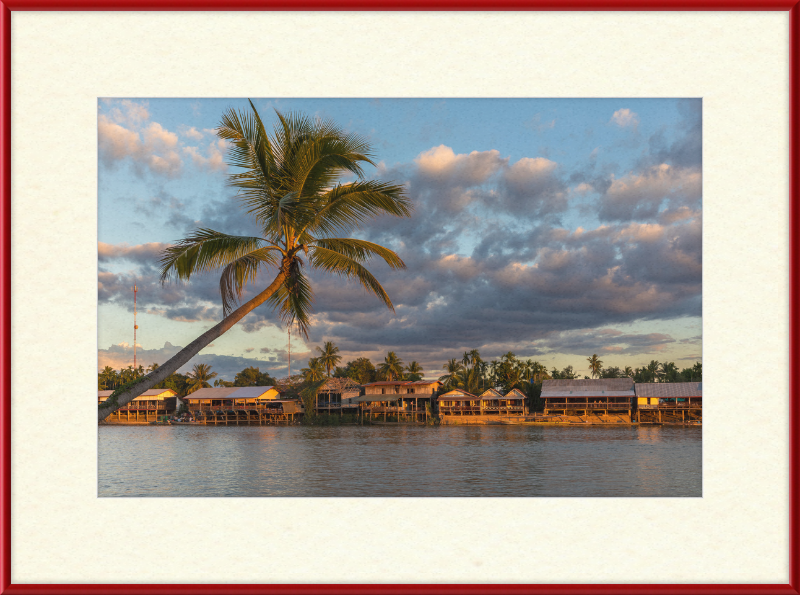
[98,102,183,177]
[611,108,639,128]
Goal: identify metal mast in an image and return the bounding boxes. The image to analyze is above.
[288,326,291,377]
[133,285,138,370]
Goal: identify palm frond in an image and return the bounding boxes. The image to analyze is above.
[308,246,395,311]
[219,247,282,315]
[265,258,314,338]
[159,229,278,283]
[310,238,405,269]
[302,181,412,237]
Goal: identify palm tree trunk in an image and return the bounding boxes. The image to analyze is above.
[98,266,289,421]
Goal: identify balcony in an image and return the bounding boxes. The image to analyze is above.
[544,402,630,410]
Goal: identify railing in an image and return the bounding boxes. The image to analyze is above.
[366,406,425,413]
[638,402,701,409]
[544,402,630,409]
[439,406,482,413]
[118,403,168,411]
[482,405,524,411]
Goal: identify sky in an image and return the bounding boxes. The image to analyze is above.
[97,98,702,381]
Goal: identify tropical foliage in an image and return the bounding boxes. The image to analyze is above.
[99,102,411,420]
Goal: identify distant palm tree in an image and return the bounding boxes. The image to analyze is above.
[439,359,464,389]
[186,363,218,394]
[623,366,634,378]
[301,357,326,382]
[587,354,603,378]
[378,352,405,381]
[99,102,411,421]
[646,360,661,382]
[405,361,424,381]
[316,341,341,377]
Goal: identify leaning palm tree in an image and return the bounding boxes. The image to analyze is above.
[99,102,411,420]
[185,363,218,395]
[378,351,405,381]
[316,341,341,377]
[587,354,603,378]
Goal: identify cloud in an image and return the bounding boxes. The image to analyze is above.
[180,126,204,140]
[610,108,639,128]
[598,164,701,222]
[98,103,183,177]
[183,139,227,172]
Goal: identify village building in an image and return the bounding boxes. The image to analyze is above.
[357,380,440,422]
[314,377,362,415]
[437,388,481,416]
[634,382,702,424]
[541,378,635,419]
[183,386,301,425]
[99,388,178,423]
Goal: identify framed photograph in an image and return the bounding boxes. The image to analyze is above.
[2,3,797,593]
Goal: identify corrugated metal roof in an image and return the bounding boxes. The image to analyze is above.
[184,386,278,400]
[479,388,503,400]
[542,378,634,391]
[438,389,479,401]
[98,389,176,400]
[364,381,409,386]
[505,389,527,400]
[542,390,634,398]
[634,382,702,398]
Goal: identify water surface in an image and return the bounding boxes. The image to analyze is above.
[98,424,701,497]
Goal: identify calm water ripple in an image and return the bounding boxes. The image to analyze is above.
[98,424,701,497]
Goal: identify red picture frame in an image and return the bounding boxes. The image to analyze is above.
[1,2,798,594]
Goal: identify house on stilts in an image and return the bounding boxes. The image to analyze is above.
[634,382,702,424]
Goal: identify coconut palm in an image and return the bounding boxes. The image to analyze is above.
[405,361,424,381]
[98,102,411,420]
[646,360,661,382]
[439,358,464,389]
[378,351,405,381]
[587,354,603,378]
[186,363,218,395]
[301,357,326,382]
[316,341,341,377]
[623,366,634,378]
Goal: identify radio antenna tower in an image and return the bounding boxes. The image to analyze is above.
[133,285,138,370]
[287,326,291,377]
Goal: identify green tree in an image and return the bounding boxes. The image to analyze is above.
[99,102,411,421]
[186,363,218,395]
[301,357,326,382]
[439,358,464,390]
[378,351,404,381]
[405,361,424,381]
[316,341,341,377]
[587,354,603,378]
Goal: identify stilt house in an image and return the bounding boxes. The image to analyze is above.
[634,382,702,424]
[99,388,178,423]
[541,378,635,416]
[314,377,362,414]
[437,389,481,416]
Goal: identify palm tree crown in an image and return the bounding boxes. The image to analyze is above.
[378,352,405,381]
[317,341,341,376]
[587,354,603,378]
[186,363,218,394]
[159,101,412,337]
[100,102,411,421]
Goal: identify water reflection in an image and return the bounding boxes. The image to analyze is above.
[98,425,701,497]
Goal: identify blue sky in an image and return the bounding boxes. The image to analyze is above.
[98,98,702,380]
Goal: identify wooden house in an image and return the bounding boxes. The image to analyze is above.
[437,389,481,416]
[315,377,362,414]
[183,386,300,424]
[541,378,634,417]
[634,382,702,424]
[99,388,177,423]
[358,380,440,422]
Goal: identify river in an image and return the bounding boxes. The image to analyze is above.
[98,424,701,497]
